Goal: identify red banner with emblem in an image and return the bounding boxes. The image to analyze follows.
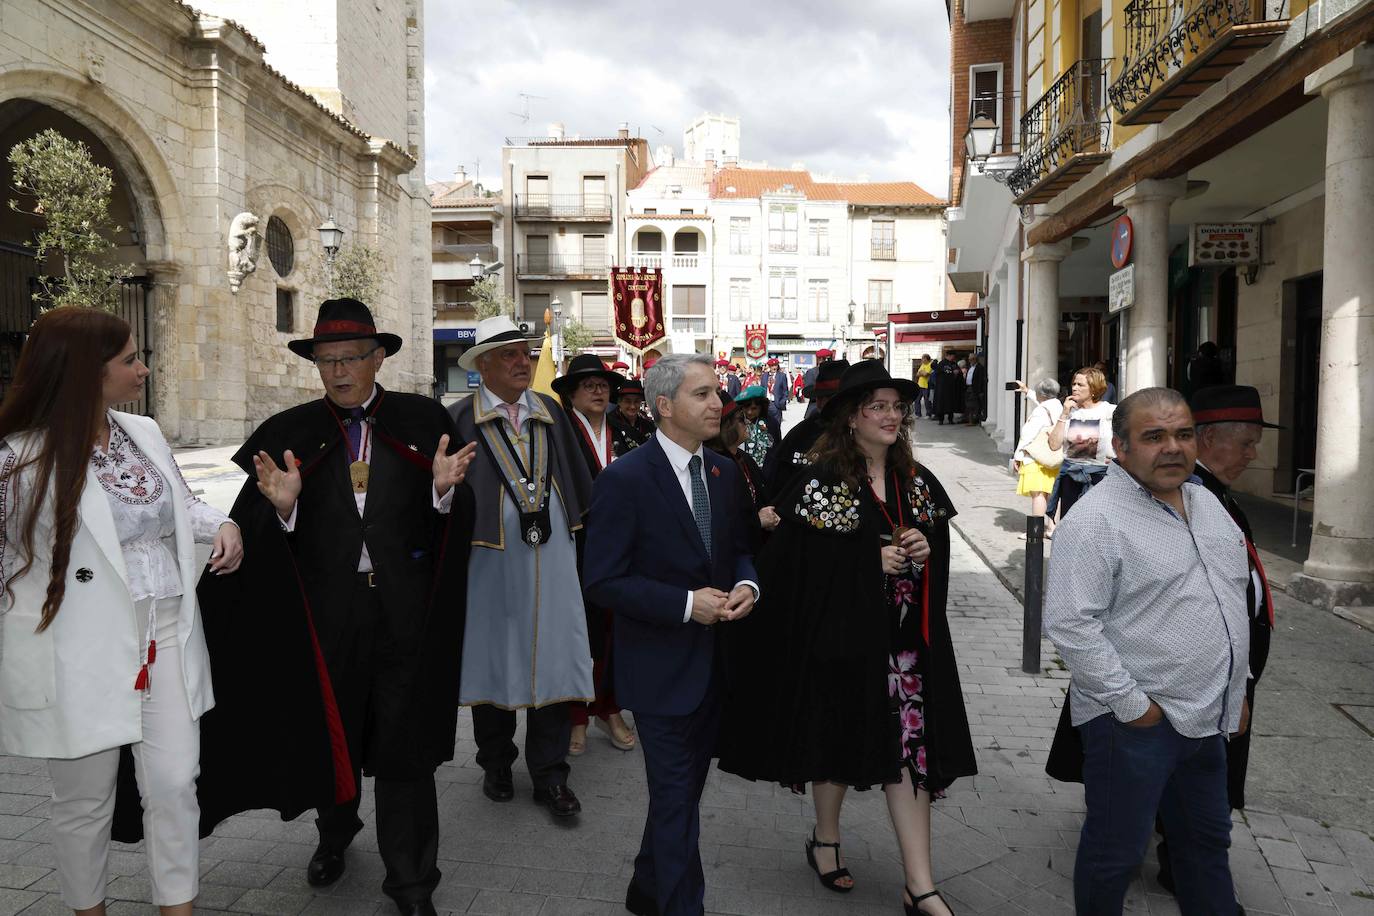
[610,267,665,354]
[744,324,768,360]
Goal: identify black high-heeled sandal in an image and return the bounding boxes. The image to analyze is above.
[905,887,953,915]
[804,828,854,893]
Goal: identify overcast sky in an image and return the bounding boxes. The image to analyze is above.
[423,0,952,197]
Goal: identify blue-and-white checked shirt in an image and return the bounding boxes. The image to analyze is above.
[1044,461,1251,738]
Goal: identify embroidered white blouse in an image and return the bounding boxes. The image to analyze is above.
[1,416,231,604]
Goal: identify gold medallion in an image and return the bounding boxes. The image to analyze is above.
[349,460,370,493]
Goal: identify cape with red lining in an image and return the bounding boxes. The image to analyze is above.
[112,388,473,841]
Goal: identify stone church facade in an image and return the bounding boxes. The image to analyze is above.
[0,0,431,444]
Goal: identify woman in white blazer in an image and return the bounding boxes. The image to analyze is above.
[0,308,242,916]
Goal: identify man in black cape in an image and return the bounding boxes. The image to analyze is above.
[762,358,847,492]
[195,299,476,916]
[932,352,964,424]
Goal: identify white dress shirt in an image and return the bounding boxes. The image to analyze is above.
[480,383,533,431]
[280,386,453,572]
[654,430,760,622]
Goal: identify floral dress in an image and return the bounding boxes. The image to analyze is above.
[879,471,949,794]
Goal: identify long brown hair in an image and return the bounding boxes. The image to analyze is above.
[0,307,132,631]
[807,389,918,490]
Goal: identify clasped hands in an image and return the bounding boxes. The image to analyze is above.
[690,585,755,626]
[252,434,478,520]
[880,527,931,576]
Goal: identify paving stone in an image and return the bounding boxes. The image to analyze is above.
[1260,836,1316,872]
[1273,865,1336,905]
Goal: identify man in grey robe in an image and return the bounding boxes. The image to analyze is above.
[448,317,595,820]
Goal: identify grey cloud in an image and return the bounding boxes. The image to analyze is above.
[424,1,950,192]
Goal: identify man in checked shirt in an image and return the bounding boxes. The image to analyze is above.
[1045,387,1251,916]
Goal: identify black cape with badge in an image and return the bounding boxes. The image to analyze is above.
[112,388,474,842]
[717,464,977,793]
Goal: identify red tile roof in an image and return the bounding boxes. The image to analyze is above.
[710,167,944,207]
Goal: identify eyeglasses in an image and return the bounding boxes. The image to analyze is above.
[580,380,611,394]
[861,401,912,419]
[314,346,380,370]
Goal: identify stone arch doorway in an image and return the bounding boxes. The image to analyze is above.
[0,97,169,415]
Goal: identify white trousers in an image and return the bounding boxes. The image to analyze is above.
[46,598,200,909]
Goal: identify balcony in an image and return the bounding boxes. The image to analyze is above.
[514,194,614,220]
[515,254,611,278]
[1007,59,1113,206]
[871,244,896,261]
[432,242,498,260]
[627,252,703,269]
[1110,0,1287,125]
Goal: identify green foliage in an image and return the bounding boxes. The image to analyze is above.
[326,243,385,303]
[7,128,132,311]
[470,274,515,321]
[561,317,595,355]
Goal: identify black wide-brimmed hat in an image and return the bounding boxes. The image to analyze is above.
[803,358,850,400]
[553,353,622,398]
[821,359,920,419]
[1190,384,1282,428]
[617,378,646,398]
[288,298,402,360]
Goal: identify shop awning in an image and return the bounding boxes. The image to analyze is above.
[887,309,984,346]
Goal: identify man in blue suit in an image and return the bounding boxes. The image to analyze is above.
[584,352,759,916]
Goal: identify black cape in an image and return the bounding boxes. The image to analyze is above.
[1045,464,1273,809]
[933,360,964,416]
[763,415,822,495]
[114,389,473,842]
[718,464,977,793]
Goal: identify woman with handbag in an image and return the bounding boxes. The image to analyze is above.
[1012,379,1063,534]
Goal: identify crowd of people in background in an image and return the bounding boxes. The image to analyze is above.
[0,302,1272,916]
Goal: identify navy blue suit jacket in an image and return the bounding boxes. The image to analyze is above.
[583,436,757,717]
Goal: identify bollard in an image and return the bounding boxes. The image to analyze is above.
[1023,515,1045,674]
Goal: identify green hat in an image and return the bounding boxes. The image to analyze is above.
[735,385,768,406]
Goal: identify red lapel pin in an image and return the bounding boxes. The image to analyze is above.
[711,466,720,477]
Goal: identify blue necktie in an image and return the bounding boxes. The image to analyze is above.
[688,454,712,558]
[345,406,365,457]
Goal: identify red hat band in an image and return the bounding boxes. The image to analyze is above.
[314,319,378,337]
[1192,406,1264,424]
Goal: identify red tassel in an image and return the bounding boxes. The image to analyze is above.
[147,640,156,664]
[134,665,149,691]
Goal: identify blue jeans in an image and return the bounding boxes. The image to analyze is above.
[1075,713,1235,915]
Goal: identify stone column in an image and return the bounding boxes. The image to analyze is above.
[1112,178,1187,394]
[994,250,1019,451]
[1290,43,1374,609]
[143,260,184,444]
[983,289,1001,433]
[1021,240,1071,388]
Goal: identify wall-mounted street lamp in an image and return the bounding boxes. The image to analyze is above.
[317,215,343,293]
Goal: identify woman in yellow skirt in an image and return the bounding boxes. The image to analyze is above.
[1012,379,1064,534]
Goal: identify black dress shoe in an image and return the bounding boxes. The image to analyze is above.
[306,842,346,887]
[396,899,438,916]
[482,767,514,802]
[532,782,582,817]
[625,880,658,915]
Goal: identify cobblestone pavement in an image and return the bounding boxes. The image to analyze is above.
[0,411,1368,914]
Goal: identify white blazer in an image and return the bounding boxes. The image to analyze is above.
[0,412,215,759]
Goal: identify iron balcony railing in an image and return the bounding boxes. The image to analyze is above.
[1109,0,1284,115]
[964,92,1021,159]
[515,254,611,276]
[514,194,614,219]
[1007,59,1112,199]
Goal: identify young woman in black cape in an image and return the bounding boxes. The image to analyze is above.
[718,360,977,916]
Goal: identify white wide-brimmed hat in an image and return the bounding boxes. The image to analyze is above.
[458,316,537,371]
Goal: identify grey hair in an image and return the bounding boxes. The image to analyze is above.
[957,359,966,368]
[1111,387,1190,443]
[1034,377,1060,401]
[1196,421,1254,448]
[644,352,714,422]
